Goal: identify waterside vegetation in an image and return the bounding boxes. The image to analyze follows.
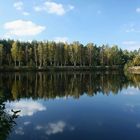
[0,39,139,71]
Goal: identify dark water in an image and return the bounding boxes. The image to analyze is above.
[1,72,140,140]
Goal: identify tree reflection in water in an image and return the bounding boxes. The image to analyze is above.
[0,72,140,140]
[0,72,139,100]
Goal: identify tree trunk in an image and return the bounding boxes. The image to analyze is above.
[74,61,76,67]
[15,60,16,67]
[19,61,21,67]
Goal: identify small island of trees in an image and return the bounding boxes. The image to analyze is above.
[0,39,139,71]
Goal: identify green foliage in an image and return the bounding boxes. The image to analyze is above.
[0,39,139,68]
[133,55,140,66]
[0,44,4,65]
[0,88,19,140]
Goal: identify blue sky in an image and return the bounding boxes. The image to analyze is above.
[0,0,140,50]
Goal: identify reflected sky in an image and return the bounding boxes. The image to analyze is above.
[122,87,140,96]
[35,120,75,136]
[5,99,46,117]
[0,72,140,140]
[5,85,140,140]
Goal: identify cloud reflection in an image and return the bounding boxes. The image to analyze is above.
[24,121,31,125]
[136,123,140,128]
[124,103,140,113]
[35,125,44,130]
[15,127,24,135]
[5,99,46,117]
[35,121,74,135]
[46,121,66,135]
[123,87,139,96]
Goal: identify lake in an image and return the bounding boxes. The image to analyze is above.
[1,72,140,140]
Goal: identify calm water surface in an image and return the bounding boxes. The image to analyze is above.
[1,72,140,140]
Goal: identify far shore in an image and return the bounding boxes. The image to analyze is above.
[0,65,123,72]
[128,66,140,74]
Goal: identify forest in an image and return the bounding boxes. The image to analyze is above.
[0,39,140,69]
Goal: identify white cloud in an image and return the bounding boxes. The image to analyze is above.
[125,23,140,33]
[4,20,46,37]
[14,1,23,10]
[5,99,46,117]
[14,1,30,16]
[136,8,140,13]
[122,41,137,45]
[34,1,74,16]
[68,5,74,10]
[44,1,65,15]
[122,41,140,50]
[22,11,30,16]
[126,28,135,33]
[126,28,140,33]
[54,37,68,43]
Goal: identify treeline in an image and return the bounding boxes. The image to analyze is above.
[125,53,140,68]
[0,72,139,100]
[0,39,139,68]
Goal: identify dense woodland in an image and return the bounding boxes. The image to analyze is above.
[0,39,140,68]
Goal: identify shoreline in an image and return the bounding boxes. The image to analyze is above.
[128,66,140,74]
[0,66,123,72]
